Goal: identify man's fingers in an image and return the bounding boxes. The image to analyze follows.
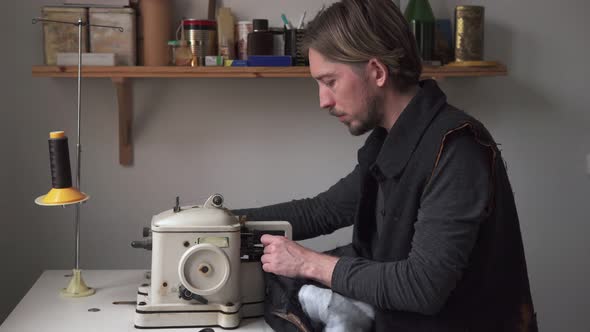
[260,254,270,264]
[260,234,280,245]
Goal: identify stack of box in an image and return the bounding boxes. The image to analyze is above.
[42,0,136,66]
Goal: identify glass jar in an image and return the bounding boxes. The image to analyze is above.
[168,40,193,66]
[247,19,274,56]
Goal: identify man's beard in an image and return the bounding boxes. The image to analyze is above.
[347,94,381,136]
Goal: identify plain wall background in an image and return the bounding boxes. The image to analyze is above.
[1,0,589,330]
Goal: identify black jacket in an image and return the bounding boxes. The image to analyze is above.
[236,80,536,332]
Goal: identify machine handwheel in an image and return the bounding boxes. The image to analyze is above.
[178,243,231,296]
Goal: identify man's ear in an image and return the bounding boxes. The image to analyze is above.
[367,58,389,88]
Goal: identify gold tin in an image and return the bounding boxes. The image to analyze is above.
[42,6,89,65]
[183,19,217,66]
[454,5,484,62]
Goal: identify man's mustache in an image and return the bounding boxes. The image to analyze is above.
[329,108,346,117]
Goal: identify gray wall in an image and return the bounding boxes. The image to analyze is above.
[1,0,589,330]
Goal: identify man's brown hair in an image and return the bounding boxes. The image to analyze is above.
[303,0,422,92]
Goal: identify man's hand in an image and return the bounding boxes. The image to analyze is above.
[259,235,308,278]
[260,234,339,287]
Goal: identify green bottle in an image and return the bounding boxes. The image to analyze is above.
[404,0,435,61]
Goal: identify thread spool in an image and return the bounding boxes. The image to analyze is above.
[35,131,88,206]
[49,131,73,189]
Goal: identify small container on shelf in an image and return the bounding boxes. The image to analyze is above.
[247,19,274,56]
[205,56,224,66]
[139,0,172,66]
[284,29,308,66]
[235,21,253,60]
[454,5,485,62]
[270,27,285,56]
[183,19,217,66]
[216,8,235,60]
[168,40,193,66]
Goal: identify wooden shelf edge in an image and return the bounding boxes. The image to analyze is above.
[423,63,508,78]
[32,66,312,78]
[32,63,507,79]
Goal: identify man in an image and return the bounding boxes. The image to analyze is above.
[235,0,537,331]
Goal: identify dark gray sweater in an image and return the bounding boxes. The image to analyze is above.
[234,131,491,313]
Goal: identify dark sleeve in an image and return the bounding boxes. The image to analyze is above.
[233,165,362,241]
[331,133,492,315]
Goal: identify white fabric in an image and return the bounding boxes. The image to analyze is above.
[298,284,375,332]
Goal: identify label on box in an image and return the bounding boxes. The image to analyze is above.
[230,60,248,67]
[205,56,224,66]
[56,53,116,66]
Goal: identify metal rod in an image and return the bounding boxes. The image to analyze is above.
[32,17,124,32]
[77,17,82,189]
[75,204,80,269]
[32,18,78,26]
[31,16,122,271]
[75,18,82,270]
[89,23,125,31]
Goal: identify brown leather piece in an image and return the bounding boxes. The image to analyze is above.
[272,311,312,332]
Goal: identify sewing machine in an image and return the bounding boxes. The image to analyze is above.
[131,194,291,329]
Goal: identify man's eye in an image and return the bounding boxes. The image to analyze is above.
[325,80,335,87]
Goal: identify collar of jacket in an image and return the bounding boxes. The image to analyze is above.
[357,79,448,179]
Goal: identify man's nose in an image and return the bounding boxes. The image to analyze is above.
[319,87,334,109]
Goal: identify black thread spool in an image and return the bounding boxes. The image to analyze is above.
[48,131,73,189]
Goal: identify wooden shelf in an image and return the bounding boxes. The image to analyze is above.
[32,66,312,78]
[32,63,507,79]
[32,63,507,166]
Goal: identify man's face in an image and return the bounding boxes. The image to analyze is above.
[309,48,382,136]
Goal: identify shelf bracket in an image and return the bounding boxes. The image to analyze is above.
[112,78,133,166]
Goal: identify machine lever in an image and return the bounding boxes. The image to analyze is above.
[131,239,152,250]
[179,285,208,304]
[174,196,181,213]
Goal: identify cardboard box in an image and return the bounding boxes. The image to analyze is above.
[56,53,116,66]
[42,6,89,65]
[64,0,130,7]
[89,7,136,65]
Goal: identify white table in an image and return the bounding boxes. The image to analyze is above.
[0,270,273,332]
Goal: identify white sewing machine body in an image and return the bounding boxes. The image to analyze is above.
[133,195,291,329]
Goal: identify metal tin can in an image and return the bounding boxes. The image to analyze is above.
[183,19,217,66]
[454,5,485,62]
[235,21,253,60]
